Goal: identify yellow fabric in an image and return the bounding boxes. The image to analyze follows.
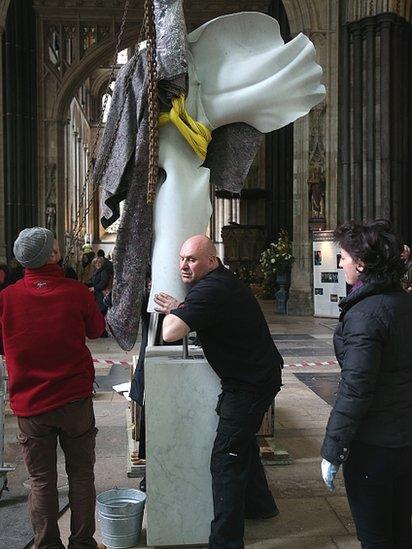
[159,95,212,161]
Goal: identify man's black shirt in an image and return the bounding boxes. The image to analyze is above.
[171,264,283,391]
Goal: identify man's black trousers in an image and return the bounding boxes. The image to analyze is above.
[343,440,412,549]
[209,387,279,549]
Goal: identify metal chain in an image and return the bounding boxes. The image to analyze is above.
[65,0,158,264]
[144,0,159,205]
[64,0,132,264]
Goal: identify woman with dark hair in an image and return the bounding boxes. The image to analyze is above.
[321,219,412,548]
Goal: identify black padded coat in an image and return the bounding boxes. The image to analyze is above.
[321,282,412,465]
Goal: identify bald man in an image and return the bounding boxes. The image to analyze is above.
[154,235,283,549]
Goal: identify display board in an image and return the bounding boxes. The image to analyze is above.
[313,230,347,318]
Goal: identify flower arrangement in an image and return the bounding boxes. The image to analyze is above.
[232,265,256,286]
[260,229,295,280]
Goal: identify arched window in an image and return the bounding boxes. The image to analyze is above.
[101,80,115,123]
[117,48,128,65]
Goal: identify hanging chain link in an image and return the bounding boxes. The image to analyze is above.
[65,0,158,264]
[65,0,132,264]
[369,0,374,16]
[144,0,159,205]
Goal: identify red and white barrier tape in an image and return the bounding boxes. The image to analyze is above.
[92,357,338,368]
[93,358,132,366]
[283,360,338,368]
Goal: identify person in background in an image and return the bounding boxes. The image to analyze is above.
[7,257,24,284]
[64,265,78,280]
[0,264,9,292]
[401,244,412,293]
[0,227,106,549]
[91,257,112,314]
[91,257,112,338]
[321,219,412,548]
[129,280,151,492]
[81,251,96,285]
[57,257,78,280]
[154,234,283,549]
[97,248,113,277]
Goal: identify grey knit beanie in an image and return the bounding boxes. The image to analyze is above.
[13,227,54,269]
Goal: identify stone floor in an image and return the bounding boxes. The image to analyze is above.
[1,303,360,549]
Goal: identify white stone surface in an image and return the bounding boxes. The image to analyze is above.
[145,352,220,546]
[147,11,326,312]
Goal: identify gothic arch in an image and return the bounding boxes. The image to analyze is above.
[281,0,322,34]
[91,71,113,99]
[53,28,139,122]
[39,27,140,249]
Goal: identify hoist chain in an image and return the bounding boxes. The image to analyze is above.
[144,0,159,205]
[65,0,159,265]
[64,0,133,264]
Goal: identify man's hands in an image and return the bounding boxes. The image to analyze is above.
[321,459,340,492]
[154,292,189,341]
[154,292,181,315]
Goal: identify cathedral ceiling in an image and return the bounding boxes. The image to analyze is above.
[32,0,270,24]
[2,1,411,28]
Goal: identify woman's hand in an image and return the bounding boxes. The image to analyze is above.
[321,459,340,492]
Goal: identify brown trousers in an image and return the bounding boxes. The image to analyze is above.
[17,398,98,549]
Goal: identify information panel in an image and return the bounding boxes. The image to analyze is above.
[313,230,347,318]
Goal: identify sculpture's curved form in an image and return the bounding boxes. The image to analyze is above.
[148,12,325,310]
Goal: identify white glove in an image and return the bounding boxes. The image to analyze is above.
[321,458,340,492]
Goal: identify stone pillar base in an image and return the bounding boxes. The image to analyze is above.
[287,288,313,316]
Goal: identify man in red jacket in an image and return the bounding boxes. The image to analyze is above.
[0,227,106,549]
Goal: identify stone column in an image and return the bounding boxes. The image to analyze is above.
[287,116,313,314]
[338,12,412,242]
[352,24,363,220]
[364,17,376,219]
[0,25,6,262]
[0,2,9,260]
[2,0,38,259]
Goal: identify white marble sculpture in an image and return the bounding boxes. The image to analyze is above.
[145,350,221,546]
[147,12,325,311]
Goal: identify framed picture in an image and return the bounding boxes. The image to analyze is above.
[314,250,322,266]
[321,272,339,283]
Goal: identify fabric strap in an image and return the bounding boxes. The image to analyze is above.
[159,95,211,161]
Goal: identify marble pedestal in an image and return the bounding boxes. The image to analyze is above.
[145,347,220,546]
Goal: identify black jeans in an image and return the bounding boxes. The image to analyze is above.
[343,441,412,549]
[209,387,279,549]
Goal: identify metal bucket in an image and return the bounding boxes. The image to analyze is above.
[96,488,146,548]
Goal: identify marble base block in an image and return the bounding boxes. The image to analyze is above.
[145,349,220,546]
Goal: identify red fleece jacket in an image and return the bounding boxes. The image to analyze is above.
[0,264,106,416]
